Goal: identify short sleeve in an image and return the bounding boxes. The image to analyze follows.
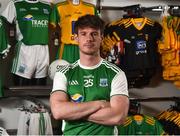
[1,1,16,23]
[52,71,67,93]
[110,71,129,97]
[49,4,60,28]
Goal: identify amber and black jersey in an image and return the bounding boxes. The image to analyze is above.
[103,17,162,88]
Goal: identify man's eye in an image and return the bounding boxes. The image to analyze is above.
[80,33,86,36]
[92,33,98,36]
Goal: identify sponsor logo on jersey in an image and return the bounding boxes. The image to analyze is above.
[32,19,48,27]
[23,14,48,27]
[69,80,79,85]
[99,78,108,87]
[135,40,147,55]
[71,93,83,103]
[24,14,33,21]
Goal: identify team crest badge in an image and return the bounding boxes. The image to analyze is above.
[99,78,108,87]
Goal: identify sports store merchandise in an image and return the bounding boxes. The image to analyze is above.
[102,7,162,88]
[2,0,51,85]
[0,16,10,59]
[0,0,180,135]
[158,7,180,88]
[50,0,98,63]
[0,16,10,97]
[117,114,165,135]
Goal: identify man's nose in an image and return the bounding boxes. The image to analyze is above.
[87,34,93,41]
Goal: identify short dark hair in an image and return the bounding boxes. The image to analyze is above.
[74,14,105,34]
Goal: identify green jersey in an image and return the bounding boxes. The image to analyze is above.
[0,16,10,56]
[117,115,165,135]
[2,0,51,45]
[52,59,128,135]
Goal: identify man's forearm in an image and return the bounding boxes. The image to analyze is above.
[50,96,108,121]
[87,96,129,125]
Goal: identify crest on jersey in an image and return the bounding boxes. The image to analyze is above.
[71,93,83,103]
[99,78,108,87]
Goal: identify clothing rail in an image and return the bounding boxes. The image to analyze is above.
[96,0,165,13]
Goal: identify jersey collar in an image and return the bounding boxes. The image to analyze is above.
[68,0,82,7]
[25,0,39,3]
[131,17,147,30]
[78,58,103,70]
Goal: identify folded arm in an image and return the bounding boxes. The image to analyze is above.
[86,95,129,125]
[50,91,109,121]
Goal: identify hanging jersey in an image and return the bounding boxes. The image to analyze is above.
[0,16,10,56]
[50,0,98,45]
[118,115,165,135]
[52,59,128,135]
[2,0,51,45]
[111,17,162,70]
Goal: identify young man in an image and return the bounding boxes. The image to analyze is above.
[50,15,129,135]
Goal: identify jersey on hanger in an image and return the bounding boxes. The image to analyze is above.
[0,16,10,56]
[109,17,162,70]
[2,0,51,45]
[50,0,98,45]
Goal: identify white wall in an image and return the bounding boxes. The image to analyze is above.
[0,0,180,130]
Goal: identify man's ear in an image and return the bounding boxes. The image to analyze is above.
[101,35,104,40]
[74,34,78,42]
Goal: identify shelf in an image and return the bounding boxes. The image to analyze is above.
[4,85,52,97]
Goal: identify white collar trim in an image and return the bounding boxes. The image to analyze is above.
[78,59,103,70]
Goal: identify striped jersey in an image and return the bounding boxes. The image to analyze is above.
[50,0,98,44]
[104,17,162,70]
[117,115,165,135]
[2,0,51,45]
[52,59,128,135]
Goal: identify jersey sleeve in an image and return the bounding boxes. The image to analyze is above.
[1,1,16,23]
[52,71,67,93]
[110,71,129,97]
[0,16,11,58]
[49,4,60,28]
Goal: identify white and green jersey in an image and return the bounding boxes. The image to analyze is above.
[0,16,10,55]
[2,0,51,45]
[52,59,128,135]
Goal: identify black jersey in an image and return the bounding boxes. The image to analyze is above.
[112,17,162,71]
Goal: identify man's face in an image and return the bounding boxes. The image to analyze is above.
[75,27,103,56]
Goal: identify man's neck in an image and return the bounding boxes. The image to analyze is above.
[80,54,102,67]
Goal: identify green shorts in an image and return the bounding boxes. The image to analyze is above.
[56,44,79,63]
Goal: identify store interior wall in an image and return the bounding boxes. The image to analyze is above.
[0,0,180,130]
